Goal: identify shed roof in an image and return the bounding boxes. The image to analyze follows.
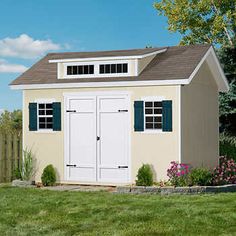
[10,44,228,92]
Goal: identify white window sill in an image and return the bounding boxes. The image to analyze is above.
[33,130,57,134]
[142,130,165,134]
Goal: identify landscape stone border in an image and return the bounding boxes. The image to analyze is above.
[116,184,236,195]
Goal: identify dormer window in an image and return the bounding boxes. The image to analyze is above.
[99,63,128,74]
[67,65,94,75]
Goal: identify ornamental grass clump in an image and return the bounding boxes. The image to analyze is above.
[212,156,236,185]
[167,161,190,186]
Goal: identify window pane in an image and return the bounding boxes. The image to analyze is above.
[154,102,162,107]
[72,66,78,75]
[100,65,104,74]
[146,117,153,122]
[117,64,122,73]
[154,116,162,122]
[78,66,83,74]
[39,123,46,129]
[47,123,53,129]
[46,117,53,123]
[46,110,53,115]
[154,109,162,114]
[123,63,128,73]
[39,110,45,115]
[39,104,45,109]
[89,65,94,74]
[145,102,153,107]
[39,117,46,123]
[146,123,153,129]
[83,65,88,74]
[111,64,116,73]
[46,104,52,109]
[67,66,72,75]
[154,123,162,129]
[145,109,153,114]
[105,64,110,73]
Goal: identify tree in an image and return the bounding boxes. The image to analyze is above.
[154,0,236,134]
[219,44,236,134]
[0,110,22,136]
[154,0,236,46]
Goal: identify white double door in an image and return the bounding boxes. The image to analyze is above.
[65,94,130,183]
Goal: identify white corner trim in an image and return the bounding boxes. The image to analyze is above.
[178,85,181,163]
[48,48,167,63]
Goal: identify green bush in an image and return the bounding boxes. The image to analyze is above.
[136,164,153,186]
[220,133,236,161]
[189,168,212,186]
[41,165,56,186]
[21,148,36,181]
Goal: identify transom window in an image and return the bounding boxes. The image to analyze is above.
[38,103,53,129]
[144,101,162,130]
[67,65,94,75]
[99,63,128,74]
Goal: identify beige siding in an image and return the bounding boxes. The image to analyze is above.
[24,85,180,183]
[181,62,219,168]
[138,54,156,74]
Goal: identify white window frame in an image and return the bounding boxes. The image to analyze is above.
[62,60,132,79]
[142,96,165,134]
[34,99,56,133]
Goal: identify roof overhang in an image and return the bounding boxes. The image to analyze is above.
[48,48,167,63]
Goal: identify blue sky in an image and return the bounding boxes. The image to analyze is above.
[0,0,180,111]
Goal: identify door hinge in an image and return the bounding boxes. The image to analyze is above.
[66,110,76,113]
[66,164,77,167]
[118,109,128,112]
[97,136,100,141]
[118,165,128,169]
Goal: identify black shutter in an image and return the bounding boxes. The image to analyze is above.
[162,100,172,132]
[52,102,61,131]
[29,103,37,131]
[134,101,144,132]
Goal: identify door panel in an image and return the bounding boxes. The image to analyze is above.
[67,97,96,181]
[97,96,129,183]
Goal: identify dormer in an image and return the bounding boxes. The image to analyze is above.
[48,48,167,79]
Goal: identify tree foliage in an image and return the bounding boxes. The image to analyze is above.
[154,0,236,46]
[154,0,236,134]
[0,110,22,135]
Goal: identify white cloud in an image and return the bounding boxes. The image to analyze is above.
[0,34,61,59]
[0,59,28,73]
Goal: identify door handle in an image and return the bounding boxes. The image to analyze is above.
[66,164,77,167]
[118,166,128,169]
[118,109,128,112]
[66,110,77,113]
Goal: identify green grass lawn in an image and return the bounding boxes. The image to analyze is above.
[0,186,236,236]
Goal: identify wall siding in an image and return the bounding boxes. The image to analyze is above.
[181,62,219,168]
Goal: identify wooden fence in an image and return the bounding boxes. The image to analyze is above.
[0,132,22,183]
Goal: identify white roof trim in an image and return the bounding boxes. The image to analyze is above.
[188,46,229,92]
[48,48,167,63]
[10,79,189,90]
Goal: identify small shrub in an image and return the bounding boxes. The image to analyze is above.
[41,165,56,186]
[212,156,236,185]
[136,164,153,186]
[167,161,190,186]
[189,168,212,186]
[220,133,236,161]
